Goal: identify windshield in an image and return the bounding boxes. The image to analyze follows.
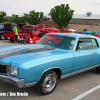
[37,33,46,37]
[22,27,33,31]
[44,30,50,32]
[36,34,76,50]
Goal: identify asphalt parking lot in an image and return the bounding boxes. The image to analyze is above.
[0,40,100,100]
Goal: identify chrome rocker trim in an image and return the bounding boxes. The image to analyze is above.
[61,65,99,79]
[0,75,24,88]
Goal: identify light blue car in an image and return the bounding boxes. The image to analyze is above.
[0,33,100,95]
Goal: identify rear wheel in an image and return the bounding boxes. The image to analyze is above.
[36,70,58,95]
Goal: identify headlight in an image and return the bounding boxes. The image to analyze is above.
[11,66,17,77]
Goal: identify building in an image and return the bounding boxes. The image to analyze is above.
[41,12,100,32]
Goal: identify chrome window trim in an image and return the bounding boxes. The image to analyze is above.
[75,37,95,51]
[91,38,99,49]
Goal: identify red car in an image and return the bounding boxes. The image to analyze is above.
[42,28,60,33]
[32,28,60,43]
[4,24,44,42]
[32,31,47,43]
[41,35,62,43]
[94,33,100,38]
[60,29,70,33]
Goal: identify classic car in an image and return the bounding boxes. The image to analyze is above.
[60,29,70,33]
[32,31,48,43]
[42,28,60,33]
[94,33,100,38]
[0,33,100,95]
[0,23,4,40]
[32,28,60,43]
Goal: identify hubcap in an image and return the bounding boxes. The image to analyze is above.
[43,73,56,92]
[1,35,4,40]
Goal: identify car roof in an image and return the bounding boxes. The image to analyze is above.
[43,28,60,30]
[4,23,17,25]
[47,33,97,38]
[23,25,38,27]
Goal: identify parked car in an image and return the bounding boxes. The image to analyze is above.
[32,31,47,43]
[0,23,4,29]
[4,24,40,42]
[0,23,4,39]
[4,24,45,42]
[60,29,70,33]
[0,33,100,95]
[3,23,18,40]
[42,28,60,33]
[32,28,60,43]
[94,33,100,38]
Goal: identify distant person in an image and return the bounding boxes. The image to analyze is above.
[26,33,33,44]
[14,25,18,43]
[18,36,26,44]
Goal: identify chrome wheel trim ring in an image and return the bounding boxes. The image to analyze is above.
[43,73,56,92]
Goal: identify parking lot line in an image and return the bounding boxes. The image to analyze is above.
[72,84,100,100]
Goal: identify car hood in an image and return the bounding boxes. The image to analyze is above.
[0,44,72,65]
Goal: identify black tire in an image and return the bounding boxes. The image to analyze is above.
[0,34,5,40]
[96,66,100,74]
[36,70,58,95]
[10,38,14,42]
[5,37,8,40]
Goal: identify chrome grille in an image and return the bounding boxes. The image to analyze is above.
[0,63,10,74]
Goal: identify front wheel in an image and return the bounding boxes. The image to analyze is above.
[10,38,14,42]
[36,70,58,95]
[0,34,5,40]
[96,66,100,74]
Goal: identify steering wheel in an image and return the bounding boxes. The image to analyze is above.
[61,43,72,50]
[47,39,53,44]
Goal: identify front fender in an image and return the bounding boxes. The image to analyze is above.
[21,52,74,86]
[22,61,62,85]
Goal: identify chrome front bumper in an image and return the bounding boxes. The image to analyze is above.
[0,74,24,88]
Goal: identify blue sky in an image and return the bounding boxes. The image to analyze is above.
[0,0,100,16]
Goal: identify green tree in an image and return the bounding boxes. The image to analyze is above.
[7,14,25,23]
[0,11,7,23]
[23,10,46,25]
[50,4,74,29]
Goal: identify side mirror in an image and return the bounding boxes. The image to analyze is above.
[79,46,84,50]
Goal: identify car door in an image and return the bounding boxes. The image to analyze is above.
[73,38,97,72]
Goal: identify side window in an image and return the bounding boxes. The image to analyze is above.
[34,27,38,31]
[76,38,93,50]
[92,39,98,49]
